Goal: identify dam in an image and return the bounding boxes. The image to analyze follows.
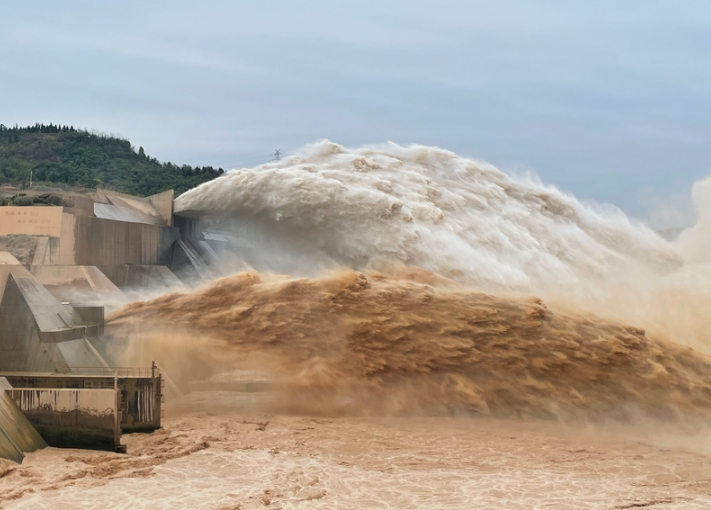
[0,187,230,461]
[4,145,711,508]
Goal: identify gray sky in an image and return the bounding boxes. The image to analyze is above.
[2,0,710,225]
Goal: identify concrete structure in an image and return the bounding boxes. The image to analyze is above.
[95,189,174,227]
[0,378,46,463]
[171,239,221,283]
[0,249,162,450]
[0,187,235,288]
[31,265,129,308]
[0,254,107,373]
[0,186,220,455]
[2,369,163,434]
[60,213,179,284]
[0,207,64,237]
[122,265,183,290]
[0,189,181,288]
[8,386,120,450]
[0,250,162,452]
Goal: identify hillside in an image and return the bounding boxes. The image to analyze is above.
[0,123,224,196]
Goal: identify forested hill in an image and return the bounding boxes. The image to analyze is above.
[0,123,225,196]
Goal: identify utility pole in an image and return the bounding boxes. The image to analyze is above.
[273,149,282,162]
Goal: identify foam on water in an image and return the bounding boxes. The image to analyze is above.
[8,414,711,510]
[12,449,707,510]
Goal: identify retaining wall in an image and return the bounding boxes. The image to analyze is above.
[0,378,46,463]
[8,387,120,450]
[2,372,162,433]
[60,215,179,285]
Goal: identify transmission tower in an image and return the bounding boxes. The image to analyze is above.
[273,149,282,161]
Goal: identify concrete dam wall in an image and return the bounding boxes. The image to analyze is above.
[8,387,120,450]
[0,265,108,374]
[3,372,163,434]
[0,378,46,463]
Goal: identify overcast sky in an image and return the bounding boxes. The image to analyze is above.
[2,1,710,225]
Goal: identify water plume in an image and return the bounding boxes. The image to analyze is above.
[113,141,711,421]
[108,269,711,420]
[676,173,711,264]
[175,140,681,295]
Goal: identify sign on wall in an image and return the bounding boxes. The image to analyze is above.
[0,207,64,237]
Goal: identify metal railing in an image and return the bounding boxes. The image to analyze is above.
[70,363,160,378]
[83,380,115,389]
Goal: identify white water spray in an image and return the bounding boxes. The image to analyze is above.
[176,140,680,294]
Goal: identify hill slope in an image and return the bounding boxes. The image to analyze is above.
[0,123,224,196]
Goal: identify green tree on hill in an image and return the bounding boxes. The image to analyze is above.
[0,123,226,196]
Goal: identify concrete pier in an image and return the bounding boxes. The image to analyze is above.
[0,378,46,463]
[0,263,108,373]
[2,370,163,434]
[9,386,120,450]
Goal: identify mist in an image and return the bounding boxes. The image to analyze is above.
[106,141,711,424]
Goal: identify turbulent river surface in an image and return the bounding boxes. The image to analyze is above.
[4,394,711,510]
[6,141,711,509]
